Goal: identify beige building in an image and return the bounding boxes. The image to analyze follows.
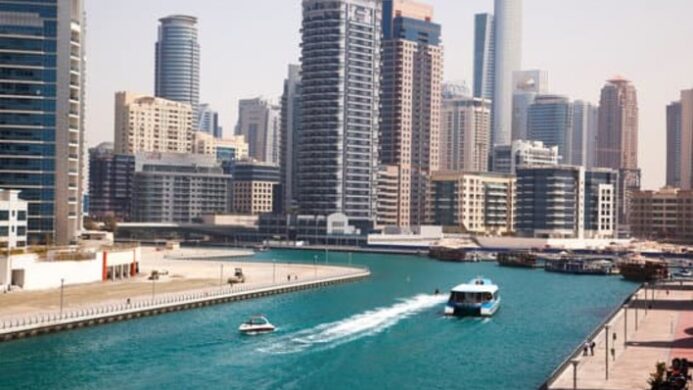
[631,187,693,244]
[680,89,693,190]
[376,165,401,228]
[114,92,193,155]
[440,97,492,172]
[231,161,280,215]
[596,77,639,170]
[380,0,443,227]
[428,171,516,235]
[193,131,249,159]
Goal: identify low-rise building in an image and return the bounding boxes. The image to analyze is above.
[0,190,28,250]
[232,161,280,215]
[428,171,516,234]
[492,139,559,174]
[631,187,693,244]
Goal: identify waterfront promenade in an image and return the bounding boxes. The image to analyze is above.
[548,281,693,390]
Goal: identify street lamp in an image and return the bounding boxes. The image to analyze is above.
[605,325,610,380]
[273,259,276,284]
[313,255,318,278]
[219,263,224,289]
[151,277,156,302]
[59,278,64,317]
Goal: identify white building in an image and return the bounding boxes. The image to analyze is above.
[0,190,28,250]
[492,139,559,174]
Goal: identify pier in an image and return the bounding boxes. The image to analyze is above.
[543,281,693,390]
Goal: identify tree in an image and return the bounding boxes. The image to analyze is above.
[103,215,118,233]
[83,217,98,231]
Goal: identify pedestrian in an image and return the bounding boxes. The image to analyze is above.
[590,341,596,356]
[294,274,298,281]
[287,274,291,282]
[583,342,589,356]
[126,298,131,305]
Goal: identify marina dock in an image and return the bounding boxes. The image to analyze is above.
[544,281,693,390]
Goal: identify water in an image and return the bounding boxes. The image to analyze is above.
[0,250,637,389]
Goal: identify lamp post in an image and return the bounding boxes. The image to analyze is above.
[59,278,64,317]
[273,259,276,284]
[151,277,155,302]
[313,255,317,278]
[219,263,224,289]
[605,325,610,380]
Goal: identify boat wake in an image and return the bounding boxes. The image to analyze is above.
[258,294,447,354]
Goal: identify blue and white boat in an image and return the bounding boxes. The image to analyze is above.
[444,277,500,317]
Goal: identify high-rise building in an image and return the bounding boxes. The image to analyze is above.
[114,92,193,155]
[155,15,200,122]
[492,0,523,147]
[298,0,381,225]
[573,101,598,167]
[473,13,494,100]
[280,64,302,212]
[197,103,222,138]
[380,0,442,227]
[440,97,492,172]
[88,143,135,221]
[0,0,86,245]
[527,94,573,163]
[595,77,639,230]
[680,89,693,190]
[492,140,559,174]
[443,81,471,99]
[666,101,682,188]
[231,161,280,215]
[235,98,281,166]
[511,69,548,141]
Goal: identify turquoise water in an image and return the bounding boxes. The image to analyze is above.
[0,250,637,389]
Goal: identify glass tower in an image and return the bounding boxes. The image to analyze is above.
[473,13,494,100]
[0,0,86,245]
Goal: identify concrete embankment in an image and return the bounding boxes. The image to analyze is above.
[0,268,369,343]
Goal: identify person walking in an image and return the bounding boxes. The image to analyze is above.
[583,342,590,356]
[590,341,596,356]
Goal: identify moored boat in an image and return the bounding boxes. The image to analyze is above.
[497,251,540,268]
[544,257,615,275]
[444,277,500,317]
[617,256,668,282]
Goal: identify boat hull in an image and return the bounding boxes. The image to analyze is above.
[445,298,500,317]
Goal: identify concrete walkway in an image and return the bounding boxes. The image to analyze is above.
[550,282,693,390]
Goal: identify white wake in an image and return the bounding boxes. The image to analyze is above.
[258,294,447,354]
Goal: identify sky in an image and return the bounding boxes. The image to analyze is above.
[84,0,693,190]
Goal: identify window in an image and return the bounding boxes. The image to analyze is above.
[0,211,7,220]
[17,211,26,221]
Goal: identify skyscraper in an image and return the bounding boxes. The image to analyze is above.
[235,98,281,165]
[667,101,682,188]
[155,15,200,122]
[0,0,86,245]
[380,0,443,227]
[279,64,302,212]
[492,0,523,147]
[197,104,222,138]
[681,89,693,190]
[511,69,548,141]
[574,101,599,168]
[527,95,573,163]
[440,97,491,172]
[473,13,494,100]
[298,0,381,225]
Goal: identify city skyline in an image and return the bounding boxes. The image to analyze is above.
[85,0,693,190]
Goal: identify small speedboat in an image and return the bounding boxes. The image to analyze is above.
[673,268,693,278]
[444,277,500,317]
[238,316,276,334]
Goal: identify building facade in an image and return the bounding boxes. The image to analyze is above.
[114,92,193,155]
[231,161,280,215]
[0,190,28,250]
[235,97,281,165]
[298,0,381,225]
[573,100,599,167]
[666,101,682,188]
[473,13,494,100]
[0,0,86,245]
[492,140,559,174]
[511,69,548,141]
[440,97,491,172]
[279,64,302,212]
[376,165,400,227]
[131,153,230,223]
[596,77,639,170]
[155,15,200,122]
[197,103,222,138]
[631,188,693,244]
[492,0,523,147]
[680,89,693,190]
[380,0,442,227]
[429,171,515,235]
[527,94,573,163]
[88,143,135,221]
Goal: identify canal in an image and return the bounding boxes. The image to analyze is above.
[0,250,637,389]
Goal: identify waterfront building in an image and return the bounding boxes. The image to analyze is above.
[573,100,599,167]
[515,165,617,239]
[631,187,693,244]
[511,69,548,141]
[298,0,381,226]
[231,161,280,215]
[492,0,523,147]
[680,89,693,190]
[666,101,682,188]
[235,97,281,166]
[114,92,193,155]
[380,0,443,227]
[0,0,86,245]
[428,171,515,235]
[440,97,492,172]
[0,190,28,250]
[376,165,400,228]
[88,143,135,221]
[197,103,222,138]
[155,15,200,123]
[527,94,573,163]
[473,13,494,100]
[131,153,230,223]
[492,140,559,174]
[280,64,302,213]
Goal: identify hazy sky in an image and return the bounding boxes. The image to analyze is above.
[85,0,693,190]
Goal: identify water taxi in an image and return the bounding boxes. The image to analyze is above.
[238,316,276,335]
[444,278,500,317]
